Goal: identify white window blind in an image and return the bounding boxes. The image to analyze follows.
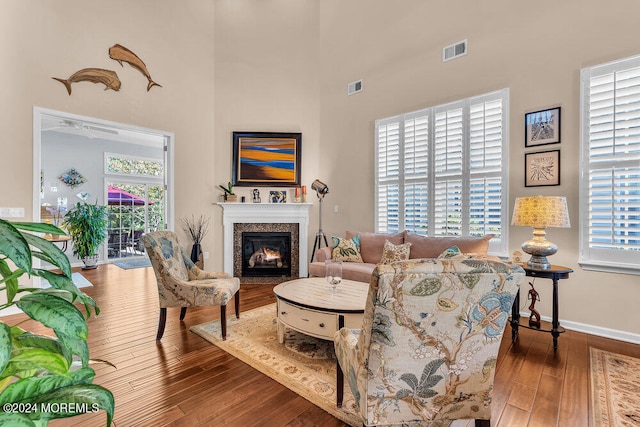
[580,55,640,274]
[375,89,509,255]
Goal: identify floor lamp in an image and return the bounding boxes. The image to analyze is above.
[310,179,329,263]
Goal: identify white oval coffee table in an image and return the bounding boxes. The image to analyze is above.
[273,277,369,343]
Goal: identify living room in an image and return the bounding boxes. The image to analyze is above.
[2,0,640,426]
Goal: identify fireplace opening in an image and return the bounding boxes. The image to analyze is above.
[242,232,291,277]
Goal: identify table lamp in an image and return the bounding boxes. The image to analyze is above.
[511,196,570,269]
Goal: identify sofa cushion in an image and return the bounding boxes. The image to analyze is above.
[404,232,494,259]
[309,261,377,283]
[437,245,472,260]
[331,235,364,263]
[380,240,412,264]
[346,231,404,264]
[314,247,333,263]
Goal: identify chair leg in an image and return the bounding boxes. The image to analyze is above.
[221,304,227,340]
[475,420,490,427]
[336,359,344,408]
[179,307,187,321]
[234,291,240,319]
[156,308,167,341]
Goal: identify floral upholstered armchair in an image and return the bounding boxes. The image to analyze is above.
[334,258,525,426]
[142,231,240,341]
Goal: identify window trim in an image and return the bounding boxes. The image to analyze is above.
[375,89,510,256]
[579,54,640,275]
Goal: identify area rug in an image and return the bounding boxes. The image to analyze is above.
[590,347,640,426]
[190,304,362,426]
[41,272,93,289]
[113,258,151,270]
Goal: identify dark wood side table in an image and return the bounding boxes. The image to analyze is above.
[510,264,573,352]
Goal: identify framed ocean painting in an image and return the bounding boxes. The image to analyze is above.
[232,132,302,187]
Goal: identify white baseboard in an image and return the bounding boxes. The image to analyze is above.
[520,311,640,345]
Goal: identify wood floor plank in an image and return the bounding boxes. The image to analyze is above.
[0,263,635,426]
[497,404,531,426]
[558,363,590,427]
[528,373,563,426]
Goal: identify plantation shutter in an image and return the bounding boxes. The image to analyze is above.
[376,119,401,233]
[403,113,429,234]
[433,105,464,236]
[375,89,509,255]
[468,98,505,240]
[580,56,640,273]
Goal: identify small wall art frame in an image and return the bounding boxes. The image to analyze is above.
[232,132,302,187]
[525,107,561,147]
[525,149,560,187]
[269,190,287,203]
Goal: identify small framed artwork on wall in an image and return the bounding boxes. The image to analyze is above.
[525,150,560,187]
[525,107,561,147]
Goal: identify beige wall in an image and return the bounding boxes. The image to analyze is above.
[1,0,217,252]
[2,0,639,336]
[317,0,640,336]
[212,0,320,267]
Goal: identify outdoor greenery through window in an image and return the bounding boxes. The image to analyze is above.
[105,153,165,259]
[375,89,509,255]
[580,55,640,274]
[106,154,163,176]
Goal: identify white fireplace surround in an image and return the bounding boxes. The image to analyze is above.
[217,202,312,277]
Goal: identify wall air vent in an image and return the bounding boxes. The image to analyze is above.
[347,79,363,96]
[443,40,467,62]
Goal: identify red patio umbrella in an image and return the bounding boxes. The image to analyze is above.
[107,186,153,205]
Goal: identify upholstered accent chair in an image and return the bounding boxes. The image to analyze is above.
[334,258,525,426]
[142,231,240,341]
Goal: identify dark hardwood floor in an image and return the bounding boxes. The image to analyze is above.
[2,263,639,426]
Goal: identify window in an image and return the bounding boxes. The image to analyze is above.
[580,55,640,274]
[105,152,166,260]
[375,89,509,255]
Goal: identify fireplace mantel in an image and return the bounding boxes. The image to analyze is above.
[217,202,312,277]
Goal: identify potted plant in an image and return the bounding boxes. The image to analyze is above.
[218,182,237,202]
[0,219,114,425]
[62,202,108,269]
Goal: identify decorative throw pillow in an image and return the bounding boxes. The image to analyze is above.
[331,235,363,263]
[437,245,476,260]
[379,239,412,264]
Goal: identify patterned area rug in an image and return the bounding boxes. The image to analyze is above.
[590,347,640,426]
[190,304,362,426]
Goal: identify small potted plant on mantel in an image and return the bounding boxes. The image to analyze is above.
[63,201,108,269]
[219,181,237,202]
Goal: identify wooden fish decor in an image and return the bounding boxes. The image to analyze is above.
[52,43,161,95]
[109,44,161,91]
[52,68,121,95]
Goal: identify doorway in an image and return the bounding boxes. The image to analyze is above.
[33,107,174,267]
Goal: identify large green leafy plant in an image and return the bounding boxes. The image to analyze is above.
[62,202,108,267]
[0,220,114,425]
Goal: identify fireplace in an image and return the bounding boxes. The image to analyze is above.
[242,232,291,277]
[218,202,311,284]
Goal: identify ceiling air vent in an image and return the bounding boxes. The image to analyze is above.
[347,79,363,96]
[443,40,467,62]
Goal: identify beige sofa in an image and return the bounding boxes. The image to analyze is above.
[309,230,496,282]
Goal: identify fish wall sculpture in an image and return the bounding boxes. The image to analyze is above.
[108,44,162,92]
[52,68,122,95]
